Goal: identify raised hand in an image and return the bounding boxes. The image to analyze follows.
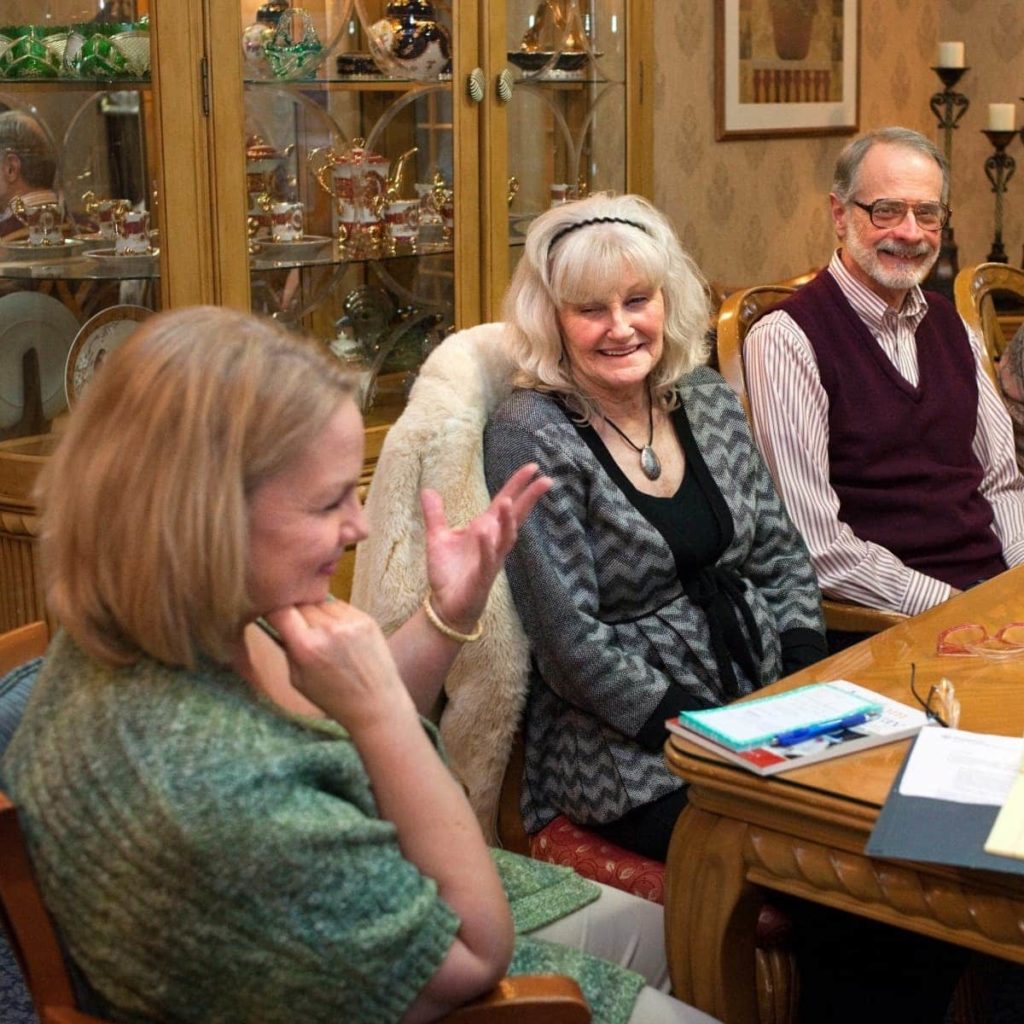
[421,462,551,633]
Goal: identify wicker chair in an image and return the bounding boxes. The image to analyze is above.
[954,261,1024,370]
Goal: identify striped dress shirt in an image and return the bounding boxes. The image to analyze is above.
[745,251,1024,616]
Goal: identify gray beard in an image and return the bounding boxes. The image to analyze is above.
[845,232,939,293]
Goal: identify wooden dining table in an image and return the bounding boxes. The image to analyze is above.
[663,566,1024,1023]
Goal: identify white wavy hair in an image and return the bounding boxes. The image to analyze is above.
[501,192,710,418]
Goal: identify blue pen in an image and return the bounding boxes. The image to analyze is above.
[770,711,878,748]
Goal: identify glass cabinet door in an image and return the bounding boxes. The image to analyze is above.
[0,1,158,445]
[503,0,634,270]
[236,0,471,434]
[478,0,651,312]
[216,0,648,434]
[0,0,182,632]
[505,0,630,203]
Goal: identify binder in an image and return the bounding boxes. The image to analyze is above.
[867,741,1024,877]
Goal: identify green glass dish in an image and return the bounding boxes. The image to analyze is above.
[0,25,69,79]
[62,21,149,79]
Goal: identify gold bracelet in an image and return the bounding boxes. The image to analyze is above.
[422,591,483,643]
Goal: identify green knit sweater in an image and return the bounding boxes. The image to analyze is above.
[2,633,644,1024]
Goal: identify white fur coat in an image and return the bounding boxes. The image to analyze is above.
[350,323,530,842]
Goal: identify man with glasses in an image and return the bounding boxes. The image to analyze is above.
[745,126,1024,628]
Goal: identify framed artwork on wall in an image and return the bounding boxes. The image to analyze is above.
[716,0,859,140]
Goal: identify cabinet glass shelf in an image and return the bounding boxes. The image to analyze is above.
[0,261,160,281]
[245,76,451,90]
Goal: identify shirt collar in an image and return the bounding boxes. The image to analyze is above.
[1,188,59,217]
[827,249,928,331]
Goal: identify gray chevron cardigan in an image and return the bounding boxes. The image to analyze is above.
[484,367,825,831]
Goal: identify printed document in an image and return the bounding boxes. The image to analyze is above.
[898,728,1021,807]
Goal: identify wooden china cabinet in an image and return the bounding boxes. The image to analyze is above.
[0,0,652,629]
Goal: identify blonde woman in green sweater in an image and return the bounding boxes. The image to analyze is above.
[3,306,716,1024]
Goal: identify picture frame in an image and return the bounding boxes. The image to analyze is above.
[716,0,859,140]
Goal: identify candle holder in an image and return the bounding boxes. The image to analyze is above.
[924,65,969,297]
[982,129,1016,263]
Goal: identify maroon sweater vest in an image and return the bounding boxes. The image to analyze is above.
[777,271,1006,591]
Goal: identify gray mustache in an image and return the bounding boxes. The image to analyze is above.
[876,241,932,258]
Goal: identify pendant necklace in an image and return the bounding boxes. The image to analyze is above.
[600,391,662,481]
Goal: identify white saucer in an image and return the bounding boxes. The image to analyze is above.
[0,238,86,262]
[86,247,160,271]
[252,235,333,261]
[73,233,113,251]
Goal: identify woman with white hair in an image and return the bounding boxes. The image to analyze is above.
[484,193,827,860]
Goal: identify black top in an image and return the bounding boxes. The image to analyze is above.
[570,398,824,694]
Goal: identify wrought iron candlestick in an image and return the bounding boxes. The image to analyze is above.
[924,65,970,296]
[982,129,1016,263]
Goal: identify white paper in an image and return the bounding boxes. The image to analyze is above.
[898,728,1023,806]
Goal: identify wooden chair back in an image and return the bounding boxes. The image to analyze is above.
[0,621,101,1023]
[0,620,48,675]
[444,977,590,1023]
[954,262,1024,372]
[715,285,796,424]
[716,286,907,635]
[496,731,531,855]
[0,792,108,1024]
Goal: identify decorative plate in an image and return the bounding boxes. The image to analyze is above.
[252,235,334,261]
[0,238,86,261]
[64,304,152,406]
[507,50,600,73]
[0,291,80,430]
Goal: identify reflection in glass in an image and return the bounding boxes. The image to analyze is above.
[62,90,152,239]
[240,0,353,81]
[505,0,628,248]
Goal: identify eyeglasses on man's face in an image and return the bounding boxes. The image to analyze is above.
[850,197,951,232]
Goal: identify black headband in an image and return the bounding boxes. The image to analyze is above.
[547,216,649,258]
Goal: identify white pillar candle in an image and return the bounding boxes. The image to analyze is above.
[936,41,965,68]
[988,103,1017,132]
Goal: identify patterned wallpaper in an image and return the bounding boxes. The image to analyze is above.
[652,0,1024,291]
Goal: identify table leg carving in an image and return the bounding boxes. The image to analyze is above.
[744,826,1024,959]
[754,941,798,1024]
[665,804,763,1023]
